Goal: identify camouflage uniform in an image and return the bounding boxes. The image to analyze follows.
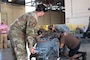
[8,11,38,60]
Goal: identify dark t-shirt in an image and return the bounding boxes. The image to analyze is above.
[60,32,80,49]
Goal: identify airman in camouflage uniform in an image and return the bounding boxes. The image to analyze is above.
[8,4,47,60]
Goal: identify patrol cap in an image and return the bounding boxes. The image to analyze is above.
[36,4,47,12]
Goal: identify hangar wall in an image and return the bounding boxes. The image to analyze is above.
[0,3,65,26]
[38,10,65,25]
[0,3,25,25]
[65,0,90,30]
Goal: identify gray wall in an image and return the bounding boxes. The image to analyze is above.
[38,10,65,25]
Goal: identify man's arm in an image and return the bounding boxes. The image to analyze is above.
[60,43,64,49]
[26,15,37,54]
[59,36,65,49]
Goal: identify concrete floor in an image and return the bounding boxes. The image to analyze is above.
[0,48,13,60]
[79,38,90,60]
[0,38,90,60]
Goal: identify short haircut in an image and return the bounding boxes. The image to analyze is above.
[36,4,47,12]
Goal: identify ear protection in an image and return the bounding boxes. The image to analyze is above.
[37,30,42,35]
[48,25,53,30]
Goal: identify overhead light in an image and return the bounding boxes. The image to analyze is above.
[8,0,12,2]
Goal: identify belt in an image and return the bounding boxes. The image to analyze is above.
[38,40,47,42]
[0,33,6,34]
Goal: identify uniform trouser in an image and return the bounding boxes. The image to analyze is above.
[0,34,8,48]
[11,50,28,60]
[11,48,28,60]
[10,37,28,60]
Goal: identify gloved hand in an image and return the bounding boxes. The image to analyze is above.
[59,48,64,57]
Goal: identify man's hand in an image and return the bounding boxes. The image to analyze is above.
[30,47,35,54]
[59,48,63,52]
[38,34,43,37]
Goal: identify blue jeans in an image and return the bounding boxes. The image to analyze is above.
[34,38,59,60]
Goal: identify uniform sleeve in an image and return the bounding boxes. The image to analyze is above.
[26,15,37,48]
